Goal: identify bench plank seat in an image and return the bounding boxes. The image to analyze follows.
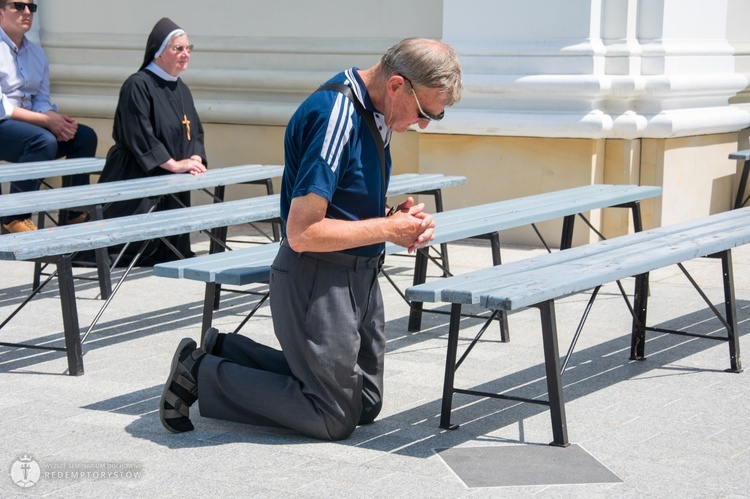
[154,183,662,337]
[0,163,284,218]
[404,207,750,447]
[153,173,470,282]
[0,195,280,261]
[157,183,662,284]
[157,183,662,282]
[407,208,750,309]
[384,173,467,197]
[2,162,285,296]
[0,157,105,183]
[389,183,662,249]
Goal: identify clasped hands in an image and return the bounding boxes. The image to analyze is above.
[389,197,435,253]
[161,155,207,175]
[45,110,78,143]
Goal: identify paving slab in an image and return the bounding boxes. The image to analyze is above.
[1,224,749,497]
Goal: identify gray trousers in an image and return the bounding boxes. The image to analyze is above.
[198,242,386,440]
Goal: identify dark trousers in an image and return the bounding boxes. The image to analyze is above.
[0,119,97,224]
[198,242,386,440]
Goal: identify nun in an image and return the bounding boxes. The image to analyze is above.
[99,17,207,265]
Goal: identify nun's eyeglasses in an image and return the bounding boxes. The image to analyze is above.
[2,2,38,13]
[169,44,193,54]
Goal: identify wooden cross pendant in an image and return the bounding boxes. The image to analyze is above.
[182,114,191,141]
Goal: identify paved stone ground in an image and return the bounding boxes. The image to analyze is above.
[2,224,749,497]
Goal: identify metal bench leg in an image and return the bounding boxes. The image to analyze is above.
[431,189,451,276]
[734,160,750,209]
[720,250,743,373]
[56,255,84,376]
[202,282,218,334]
[630,201,644,233]
[203,184,230,317]
[487,232,510,343]
[407,248,430,332]
[534,300,569,447]
[32,212,46,290]
[264,178,282,242]
[559,214,575,250]
[629,272,650,360]
[439,303,463,430]
[91,205,112,299]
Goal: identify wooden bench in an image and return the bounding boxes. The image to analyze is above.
[0,173,466,376]
[154,184,662,337]
[0,163,285,292]
[0,195,281,376]
[405,208,749,447]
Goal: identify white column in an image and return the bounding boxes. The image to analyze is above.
[437,0,749,139]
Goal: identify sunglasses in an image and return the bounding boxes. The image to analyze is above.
[168,44,193,54]
[400,74,444,122]
[2,2,37,13]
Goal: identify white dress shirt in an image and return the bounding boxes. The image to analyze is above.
[0,25,56,122]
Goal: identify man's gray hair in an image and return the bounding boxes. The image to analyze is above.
[380,37,463,106]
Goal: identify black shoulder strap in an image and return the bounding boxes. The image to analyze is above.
[316,83,387,204]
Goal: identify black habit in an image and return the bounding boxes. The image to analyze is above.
[99,69,206,266]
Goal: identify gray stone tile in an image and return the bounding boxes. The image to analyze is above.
[2,231,750,496]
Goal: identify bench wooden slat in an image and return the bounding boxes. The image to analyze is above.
[386,174,466,196]
[154,184,662,285]
[405,207,750,310]
[406,216,695,305]
[153,173,469,280]
[184,243,281,282]
[0,196,280,261]
[486,213,750,311]
[0,157,105,183]
[729,149,750,161]
[0,163,284,217]
[383,184,661,250]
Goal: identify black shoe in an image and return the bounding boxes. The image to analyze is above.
[159,338,205,433]
[201,327,220,355]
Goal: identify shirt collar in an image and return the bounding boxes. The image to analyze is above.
[0,26,23,53]
[347,67,377,112]
[144,61,178,82]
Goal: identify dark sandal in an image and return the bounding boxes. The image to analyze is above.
[160,338,203,433]
[201,327,219,355]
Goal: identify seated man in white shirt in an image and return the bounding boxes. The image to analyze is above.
[0,1,97,233]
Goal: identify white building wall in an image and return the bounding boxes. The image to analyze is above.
[25,0,750,242]
[34,0,750,139]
